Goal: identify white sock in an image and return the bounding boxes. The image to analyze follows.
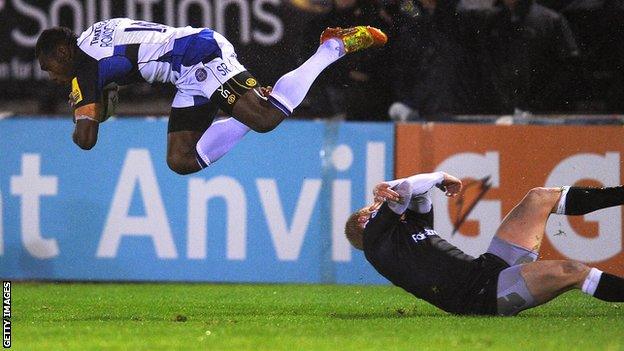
[269,39,345,113]
[195,117,250,167]
[555,186,571,214]
[581,267,603,296]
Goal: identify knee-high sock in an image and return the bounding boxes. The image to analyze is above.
[195,117,250,168]
[556,186,624,215]
[268,39,345,115]
[582,268,624,302]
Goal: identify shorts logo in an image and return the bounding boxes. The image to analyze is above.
[245,78,257,87]
[195,68,207,82]
[227,95,236,104]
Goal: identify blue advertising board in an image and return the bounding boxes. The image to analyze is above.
[0,118,393,284]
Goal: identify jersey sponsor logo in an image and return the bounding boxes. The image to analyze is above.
[216,84,237,104]
[195,68,207,82]
[90,20,118,47]
[411,228,437,244]
[217,85,231,99]
[245,78,257,87]
[71,78,83,104]
[216,63,231,76]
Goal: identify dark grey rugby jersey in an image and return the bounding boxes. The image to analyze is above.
[363,203,478,314]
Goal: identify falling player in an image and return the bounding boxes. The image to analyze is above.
[35,18,387,174]
[345,172,624,315]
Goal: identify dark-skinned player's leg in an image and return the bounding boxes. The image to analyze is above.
[167,130,204,175]
[167,116,251,174]
[229,87,284,133]
[192,26,387,169]
[166,102,220,175]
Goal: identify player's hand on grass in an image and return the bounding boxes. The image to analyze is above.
[439,172,462,197]
[373,182,400,203]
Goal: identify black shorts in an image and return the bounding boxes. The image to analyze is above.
[453,253,510,315]
[168,102,219,133]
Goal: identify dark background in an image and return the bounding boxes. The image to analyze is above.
[0,0,621,117]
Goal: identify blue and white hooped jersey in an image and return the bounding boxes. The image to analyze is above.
[71,18,231,109]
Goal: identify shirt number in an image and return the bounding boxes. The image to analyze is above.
[124,21,167,33]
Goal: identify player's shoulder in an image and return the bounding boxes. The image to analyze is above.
[77,18,132,42]
[76,18,132,60]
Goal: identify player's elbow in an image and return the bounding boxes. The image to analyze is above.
[73,134,97,150]
[77,140,96,150]
[73,118,99,150]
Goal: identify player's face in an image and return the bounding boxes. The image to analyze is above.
[38,49,73,85]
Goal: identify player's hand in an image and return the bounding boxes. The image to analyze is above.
[357,209,373,226]
[439,172,462,197]
[356,201,382,227]
[373,183,400,203]
[68,91,79,108]
[259,86,272,97]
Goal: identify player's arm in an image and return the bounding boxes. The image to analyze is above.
[374,172,463,202]
[73,103,101,150]
[69,58,117,150]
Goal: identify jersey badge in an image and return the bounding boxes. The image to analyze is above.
[195,68,207,82]
[245,78,257,87]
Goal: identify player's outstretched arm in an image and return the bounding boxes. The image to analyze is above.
[375,172,463,202]
[72,103,100,150]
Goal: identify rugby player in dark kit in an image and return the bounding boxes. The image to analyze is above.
[345,171,624,315]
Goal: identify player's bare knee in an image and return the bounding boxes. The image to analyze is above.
[253,116,279,133]
[526,187,551,199]
[250,109,282,133]
[525,187,560,207]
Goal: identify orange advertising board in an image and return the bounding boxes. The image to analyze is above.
[396,123,624,274]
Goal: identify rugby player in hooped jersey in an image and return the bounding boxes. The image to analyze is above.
[345,172,624,315]
[35,18,387,174]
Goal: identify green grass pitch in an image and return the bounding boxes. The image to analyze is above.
[12,282,624,350]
